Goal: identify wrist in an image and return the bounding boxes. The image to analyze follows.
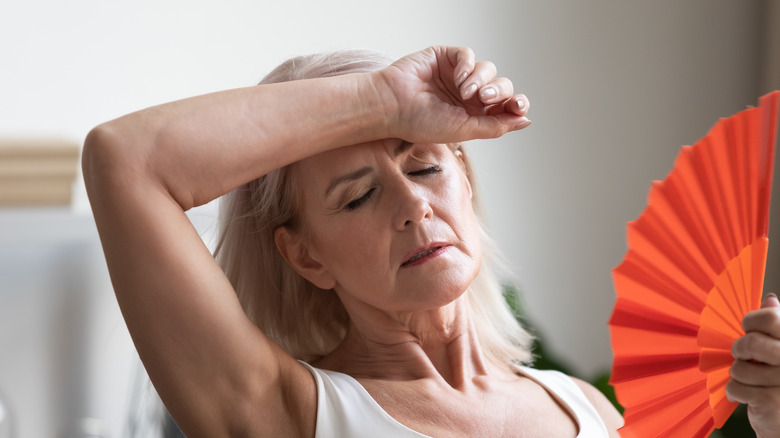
[366,69,401,140]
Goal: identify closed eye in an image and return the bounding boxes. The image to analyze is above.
[343,166,438,211]
[409,166,441,177]
[345,188,375,211]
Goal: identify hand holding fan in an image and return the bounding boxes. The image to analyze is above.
[609,91,779,437]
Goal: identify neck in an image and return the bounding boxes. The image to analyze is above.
[316,295,494,389]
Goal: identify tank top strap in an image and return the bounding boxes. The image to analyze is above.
[514,365,609,437]
[299,361,430,438]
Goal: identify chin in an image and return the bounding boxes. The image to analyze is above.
[416,262,480,309]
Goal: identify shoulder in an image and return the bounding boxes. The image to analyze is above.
[570,377,624,437]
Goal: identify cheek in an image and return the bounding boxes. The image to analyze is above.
[437,172,481,239]
[310,219,390,280]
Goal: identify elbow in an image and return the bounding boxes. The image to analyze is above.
[82,121,140,198]
[82,123,111,171]
[82,123,116,190]
[83,115,196,210]
[82,120,193,210]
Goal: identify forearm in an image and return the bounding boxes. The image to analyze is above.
[83,72,391,210]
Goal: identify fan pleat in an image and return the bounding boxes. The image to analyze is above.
[646,179,719,280]
[621,382,713,437]
[629,213,715,292]
[613,254,706,313]
[707,368,738,428]
[612,366,703,406]
[711,124,743,256]
[698,349,735,373]
[725,113,751,246]
[679,146,732,269]
[743,112,758,237]
[612,352,699,383]
[610,298,699,336]
[659,156,727,274]
[610,91,778,437]
[613,328,699,357]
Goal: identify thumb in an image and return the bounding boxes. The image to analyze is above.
[762,293,780,309]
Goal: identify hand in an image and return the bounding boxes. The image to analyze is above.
[727,294,780,438]
[376,46,531,143]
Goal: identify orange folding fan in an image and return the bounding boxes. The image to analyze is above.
[609,90,779,437]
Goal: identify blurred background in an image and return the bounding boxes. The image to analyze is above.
[1,0,778,436]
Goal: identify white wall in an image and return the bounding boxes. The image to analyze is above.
[472,2,765,378]
[0,0,771,435]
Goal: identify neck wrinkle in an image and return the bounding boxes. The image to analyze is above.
[319,295,492,390]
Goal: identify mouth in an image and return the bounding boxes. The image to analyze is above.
[401,244,448,267]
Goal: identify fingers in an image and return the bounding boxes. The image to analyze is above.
[512,94,530,115]
[733,331,780,365]
[725,377,780,412]
[423,46,533,138]
[726,293,780,434]
[479,77,513,103]
[459,61,497,100]
[743,297,780,339]
[450,47,475,88]
[483,113,532,134]
[458,62,521,111]
[731,359,780,386]
[762,293,780,309]
[448,48,528,110]
[455,58,530,121]
[487,93,530,117]
[734,296,780,365]
[736,294,780,362]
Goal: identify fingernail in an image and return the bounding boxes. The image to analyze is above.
[516,117,531,129]
[480,87,496,100]
[463,83,477,99]
[456,72,468,86]
[516,97,526,109]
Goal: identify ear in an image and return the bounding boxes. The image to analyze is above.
[274,226,337,290]
[453,149,473,199]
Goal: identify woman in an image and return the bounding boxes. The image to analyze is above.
[83,46,780,437]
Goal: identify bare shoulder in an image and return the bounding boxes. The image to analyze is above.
[571,377,624,437]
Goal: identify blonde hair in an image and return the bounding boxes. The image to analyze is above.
[214,49,533,367]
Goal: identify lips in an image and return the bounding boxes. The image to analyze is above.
[401,243,449,267]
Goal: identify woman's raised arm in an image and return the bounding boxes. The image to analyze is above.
[82,46,530,436]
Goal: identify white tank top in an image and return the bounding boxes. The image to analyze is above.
[300,361,609,437]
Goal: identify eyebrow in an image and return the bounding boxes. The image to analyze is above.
[324,141,414,197]
[325,167,372,197]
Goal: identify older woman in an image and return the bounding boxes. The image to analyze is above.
[83,46,779,437]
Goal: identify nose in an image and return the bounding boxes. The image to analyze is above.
[393,180,433,231]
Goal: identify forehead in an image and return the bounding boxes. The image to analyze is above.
[295,139,393,176]
[292,141,454,184]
